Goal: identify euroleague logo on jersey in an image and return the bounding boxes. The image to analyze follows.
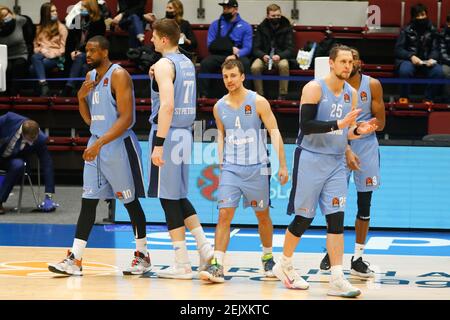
[103,78,109,86]
[244,105,252,115]
[197,164,220,201]
[360,91,368,102]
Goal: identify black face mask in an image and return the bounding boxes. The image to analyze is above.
[269,18,281,28]
[165,11,175,19]
[222,12,233,22]
[413,18,429,33]
[0,18,16,37]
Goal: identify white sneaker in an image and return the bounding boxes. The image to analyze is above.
[328,275,361,297]
[156,263,194,280]
[198,243,214,272]
[48,250,82,276]
[123,251,152,275]
[273,261,309,289]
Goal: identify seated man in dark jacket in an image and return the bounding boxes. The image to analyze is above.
[440,14,450,102]
[0,112,58,214]
[199,0,253,98]
[111,0,147,49]
[251,4,294,100]
[394,3,444,103]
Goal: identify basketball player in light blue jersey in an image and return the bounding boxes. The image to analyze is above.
[273,45,378,297]
[199,59,289,283]
[320,48,385,278]
[148,19,213,280]
[48,36,151,276]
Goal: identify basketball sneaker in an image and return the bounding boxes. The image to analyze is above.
[198,242,214,272]
[48,250,82,276]
[156,263,194,280]
[328,275,361,298]
[199,258,225,283]
[123,251,152,275]
[320,253,330,271]
[261,253,276,277]
[350,256,375,278]
[272,260,309,289]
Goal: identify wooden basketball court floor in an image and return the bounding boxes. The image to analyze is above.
[1,225,449,300]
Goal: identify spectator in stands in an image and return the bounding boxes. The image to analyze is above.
[0,112,58,215]
[439,14,450,102]
[395,3,444,104]
[0,6,33,96]
[62,0,106,97]
[111,0,147,49]
[144,0,197,59]
[251,4,294,100]
[30,2,68,97]
[199,0,253,98]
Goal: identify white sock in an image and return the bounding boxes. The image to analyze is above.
[190,226,209,249]
[262,246,273,256]
[173,241,190,265]
[330,265,344,279]
[71,238,87,260]
[354,243,365,260]
[214,250,225,265]
[280,254,293,265]
[135,237,148,255]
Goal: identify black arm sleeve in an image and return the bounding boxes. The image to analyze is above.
[300,103,339,135]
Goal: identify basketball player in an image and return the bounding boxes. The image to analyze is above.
[273,45,378,297]
[148,19,213,279]
[199,59,289,283]
[320,48,385,278]
[48,36,151,276]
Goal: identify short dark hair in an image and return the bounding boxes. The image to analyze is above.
[221,59,244,74]
[411,3,428,20]
[329,44,353,61]
[153,18,181,46]
[87,35,110,50]
[22,120,40,140]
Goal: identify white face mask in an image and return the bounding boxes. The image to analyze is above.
[50,15,58,22]
[3,15,13,23]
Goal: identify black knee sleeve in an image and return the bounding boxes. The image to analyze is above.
[160,198,184,230]
[75,198,99,241]
[180,198,197,220]
[288,215,314,237]
[124,199,147,239]
[326,211,345,234]
[357,191,372,221]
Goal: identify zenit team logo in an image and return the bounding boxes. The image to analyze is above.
[103,78,109,86]
[244,105,252,115]
[361,91,368,102]
[344,93,350,103]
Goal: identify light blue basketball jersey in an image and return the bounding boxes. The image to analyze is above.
[297,79,353,155]
[355,74,375,139]
[149,52,196,128]
[217,90,269,165]
[88,64,135,137]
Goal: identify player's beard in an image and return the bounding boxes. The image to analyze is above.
[336,72,349,80]
[87,59,101,70]
[350,65,361,77]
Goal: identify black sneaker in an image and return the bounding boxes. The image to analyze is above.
[320,253,330,271]
[350,256,374,278]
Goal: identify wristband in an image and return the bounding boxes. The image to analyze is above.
[155,136,165,146]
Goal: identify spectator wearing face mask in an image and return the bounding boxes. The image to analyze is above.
[394,3,444,104]
[251,4,294,100]
[144,0,197,56]
[0,6,30,96]
[198,0,253,98]
[62,0,106,96]
[30,2,68,97]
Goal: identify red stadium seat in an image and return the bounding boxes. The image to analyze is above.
[193,29,209,62]
[293,31,326,51]
[12,97,50,111]
[428,112,450,134]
